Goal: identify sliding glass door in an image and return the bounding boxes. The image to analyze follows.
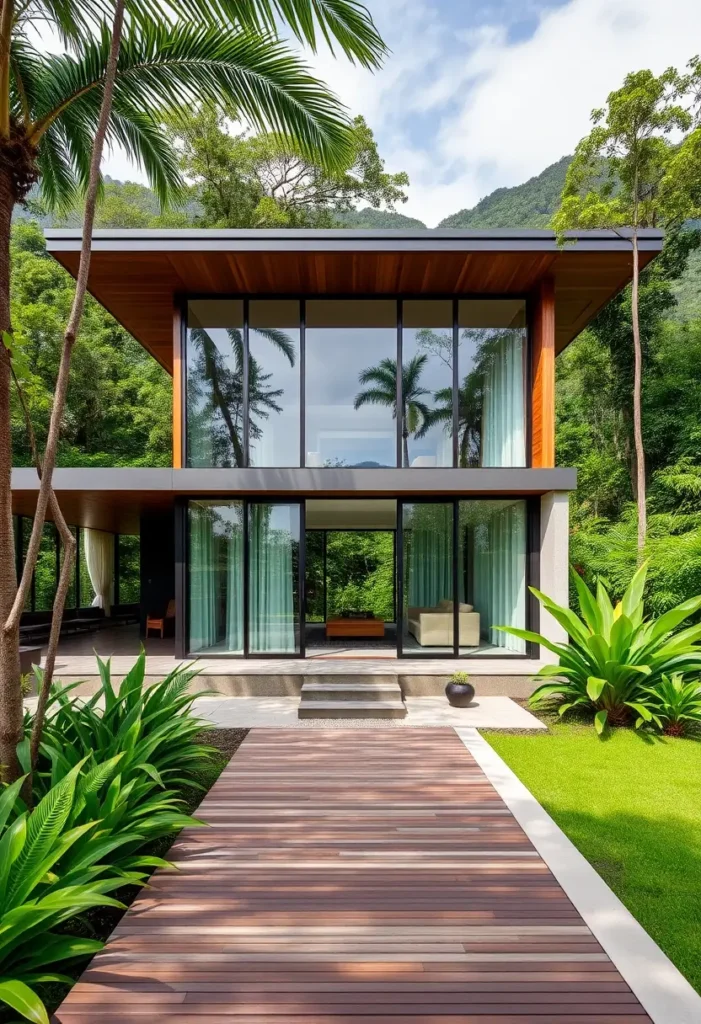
[248,502,301,655]
[188,500,244,655]
[399,498,530,659]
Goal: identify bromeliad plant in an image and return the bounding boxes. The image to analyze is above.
[0,764,147,1024]
[638,673,701,736]
[499,562,701,734]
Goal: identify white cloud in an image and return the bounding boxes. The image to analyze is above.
[95,0,701,225]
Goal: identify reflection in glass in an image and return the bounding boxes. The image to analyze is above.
[402,301,453,467]
[249,503,300,654]
[458,499,526,654]
[117,535,140,604]
[306,300,396,468]
[189,500,244,654]
[304,531,325,623]
[35,523,57,611]
[402,502,454,655]
[457,301,526,467]
[187,301,245,467]
[248,301,300,467]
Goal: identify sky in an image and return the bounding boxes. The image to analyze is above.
[97,0,701,227]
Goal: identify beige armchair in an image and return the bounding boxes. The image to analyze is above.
[407,600,480,647]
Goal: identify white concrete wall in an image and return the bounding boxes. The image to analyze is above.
[539,490,570,655]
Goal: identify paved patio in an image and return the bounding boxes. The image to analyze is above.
[53,728,654,1022]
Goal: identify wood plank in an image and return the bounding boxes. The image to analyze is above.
[531,276,556,468]
[51,730,651,1022]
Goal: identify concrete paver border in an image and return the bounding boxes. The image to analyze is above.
[457,727,701,1024]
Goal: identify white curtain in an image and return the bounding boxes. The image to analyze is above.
[84,529,114,615]
[482,331,526,467]
[472,503,526,653]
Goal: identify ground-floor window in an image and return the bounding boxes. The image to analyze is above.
[185,497,532,659]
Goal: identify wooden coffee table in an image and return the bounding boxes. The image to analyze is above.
[325,618,385,639]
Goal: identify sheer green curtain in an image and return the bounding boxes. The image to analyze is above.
[189,503,217,652]
[482,331,525,467]
[406,504,453,608]
[471,501,526,652]
[249,503,299,654]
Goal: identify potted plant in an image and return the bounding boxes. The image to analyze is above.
[445,670,475,708]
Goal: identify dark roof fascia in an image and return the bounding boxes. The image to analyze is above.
[44,227,665,255]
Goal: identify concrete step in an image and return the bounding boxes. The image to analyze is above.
[298,700,407,720]
[302,673,398,687]
[301,681,402,703]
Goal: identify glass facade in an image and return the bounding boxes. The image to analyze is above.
[186,498,531,659]
[184,298,528,469]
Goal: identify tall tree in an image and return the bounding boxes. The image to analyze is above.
[354,355,431,468]
[174,107,408,227]
[552,66,698,552]
[0,0,386,780]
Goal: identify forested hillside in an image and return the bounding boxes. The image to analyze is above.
[437,157,570,229]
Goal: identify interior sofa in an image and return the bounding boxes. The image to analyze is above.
[407,599,480,647]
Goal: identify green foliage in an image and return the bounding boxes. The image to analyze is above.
[438,156,571,229]
[306,531,395,622]
[0,768,136,1024]
[10,221,172,468]
[173,107,408,228]
[502,563,701,733]
[450,671,470,685]
[638,673,701,736]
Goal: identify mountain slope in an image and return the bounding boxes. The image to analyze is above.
[335,207,426,229]
[438,156,571,229]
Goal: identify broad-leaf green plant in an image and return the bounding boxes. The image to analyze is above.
[638,673,701,736]
[0,765,144,1024]
[499,562,701,734]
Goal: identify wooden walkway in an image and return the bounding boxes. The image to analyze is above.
[53,729,649,1022]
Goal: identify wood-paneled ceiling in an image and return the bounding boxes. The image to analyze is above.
[46,229,663,374]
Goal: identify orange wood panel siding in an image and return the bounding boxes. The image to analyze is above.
[172,305,183,469]
[531,276,556,468]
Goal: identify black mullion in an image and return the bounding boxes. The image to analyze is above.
[452,298,459,467]
[300,299,306,468]
[179,297,188,467]
[299,500,306,657]
[525,295,533,468]
[242,299,250,468]
[396,502,404,657]
[54,524,60,606]
[452,498,459,658]
[323,531,327,623]
[396,299,403,468]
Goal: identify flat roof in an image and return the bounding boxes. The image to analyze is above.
[45,227,664,372]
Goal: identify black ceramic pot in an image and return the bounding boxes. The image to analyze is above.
[445,681,475,708]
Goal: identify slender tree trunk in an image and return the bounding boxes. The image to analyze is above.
[630,231,647,553]
[402,430,409,468]
[0,167,21,782]
[5,0,127,772]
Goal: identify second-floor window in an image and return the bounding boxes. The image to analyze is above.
[184,297,527,469]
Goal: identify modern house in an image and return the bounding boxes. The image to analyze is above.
[11,227,663,677]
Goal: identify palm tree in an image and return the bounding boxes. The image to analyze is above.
[354,355,432,468]
[0,0,386,778]
[188,325,295,466]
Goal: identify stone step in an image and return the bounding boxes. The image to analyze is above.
[298,700,407,720]
[302,673,399,687]
[301,681,402,703]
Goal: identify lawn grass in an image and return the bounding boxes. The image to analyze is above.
[483,724,701,994]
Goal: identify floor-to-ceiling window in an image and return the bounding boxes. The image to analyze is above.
[188,500,244,655]
[401,301,453,468]
[184,297,529,469]
[457,300,527,467]
[248,301,300,467]
[458,499,527,655]
[305,300,397,468]
[401,502,454,656]
[248,502,301,655]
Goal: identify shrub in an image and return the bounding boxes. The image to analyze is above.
[500,562,701,734]
[0,764,146,1024]
[638,673,701,736]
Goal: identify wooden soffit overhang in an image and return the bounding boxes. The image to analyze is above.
[45,228,664,374]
